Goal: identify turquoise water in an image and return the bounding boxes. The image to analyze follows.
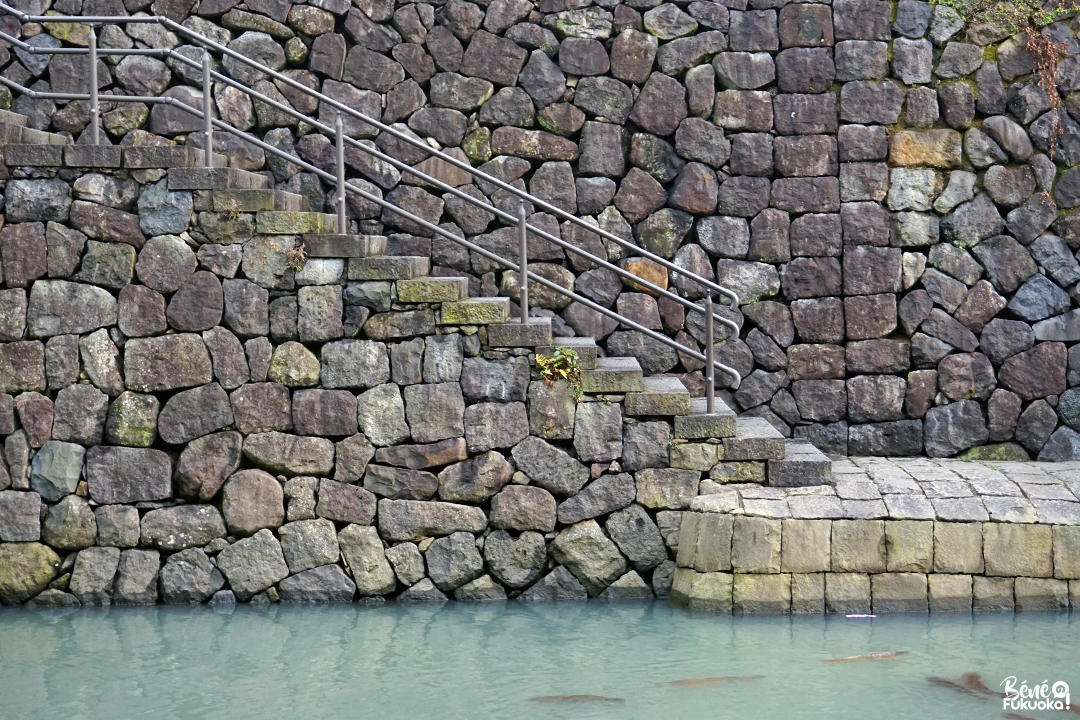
[0,603,1077,720]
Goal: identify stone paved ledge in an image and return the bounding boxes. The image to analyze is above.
[692,458,1080,525]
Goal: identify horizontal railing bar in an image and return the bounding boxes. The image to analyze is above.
[0,1,741,313]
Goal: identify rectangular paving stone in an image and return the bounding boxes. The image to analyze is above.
[733,573,791,613]
[304,234,387,258]
[931,497,989,522]
[669,442,720,472]
[1032,499,1080,525]
[711,461,766,484]
[871,573,928,613]
[441,298,511,325]
[835,479,881,500]
[842,499,888,518]
[983,523,1053,577]
[831,520,886,573]
[883,493,935,520]
[486,319,552,347]
[928,574,972,612]
[780,519,831,573]
[731,516,781,573]
[741,498,791,518]
[1019,482,1078,500]
[580,356,644,393]
[885,520,933,572]
[873,476,923,495]
[920,480,973,498]
[1054,525,1080,580]
[1013,577,1069,611]
[625,376,692,417]
[348,256,430,281]
[690,491,742,514]
[982,496,1037,523]
[933,522,983,574]
[825,573,871,614]
[973,576,1014,612]
[675,512,733,572]
[791,572,825,613]
[968,477,1022,496]
[787,495,845,519]
[723,417,786,461]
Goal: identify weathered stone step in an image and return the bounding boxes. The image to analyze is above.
[11,143,124,168]
[441,297,509,324]
[487,317,552,347]
[580,356,644,393]
[536,336,598,370]
[768,440,834,488]
[625,376,692,416]
[124,146,228,169]
[347,255,429,281]
[0,109,27,127]
[210,190,308,213]
[723,416,786,461]
[304,234,386,258]
[0,124,69,151]
[167,167,270,191]
[674,396,736,439]
[399,277,469,304]
[256,211,338,234]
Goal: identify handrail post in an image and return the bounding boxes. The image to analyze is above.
[518,200,527,323]
[335,115,346,235]
[705,293,715,414]
[88,24,98,145]
[202,50,212,168]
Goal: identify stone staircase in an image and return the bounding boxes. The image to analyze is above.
[0,108,831,489]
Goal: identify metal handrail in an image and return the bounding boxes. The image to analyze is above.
[0,7,741,393]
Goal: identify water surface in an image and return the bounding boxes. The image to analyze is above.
[1,602,1077,720]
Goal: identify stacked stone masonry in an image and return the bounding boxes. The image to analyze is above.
[4,0,1080,607]
[672,457,1080,612]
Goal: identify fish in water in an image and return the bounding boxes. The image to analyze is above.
[927,676,982,698]
[961,673,1004,699]
[824,651,908,664]
[529,695,626,704]
[670,676,765,687]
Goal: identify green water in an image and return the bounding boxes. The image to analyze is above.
[0,603,1077,720]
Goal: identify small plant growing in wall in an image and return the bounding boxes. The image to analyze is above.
[536,346,583,402]
[287,243,308,272]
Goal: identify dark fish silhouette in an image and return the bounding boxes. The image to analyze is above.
[927,676,981,698]
[824,651,908,664]
[961,673,1004,699]
[530,695,626,704]
[669,675,765,687]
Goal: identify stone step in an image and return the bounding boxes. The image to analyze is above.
[0,109,27,127]
[304,234,386,258]
[625,376,692,416]
[0,124,70,151]
[580,356,644,393]
[768,440,834,488]
[536,336,598,370]
[674,396,737,439]
[487,317,552,347]
[256,211,338,234]
[347,256,429,281]
[441,297,509,324]
[124,146,228,169]
[399,277,470,304]
[211,190,309,213]
[167,167,270,191]
[722,416,786,461]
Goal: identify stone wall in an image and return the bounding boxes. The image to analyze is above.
[4,0,1080,460]
[671,458,1080,612]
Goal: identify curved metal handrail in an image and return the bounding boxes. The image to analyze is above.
[0,6,743,390]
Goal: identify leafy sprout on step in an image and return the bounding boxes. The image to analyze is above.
[536,346,583,402]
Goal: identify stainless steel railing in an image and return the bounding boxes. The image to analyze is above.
[0,4,741,395]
